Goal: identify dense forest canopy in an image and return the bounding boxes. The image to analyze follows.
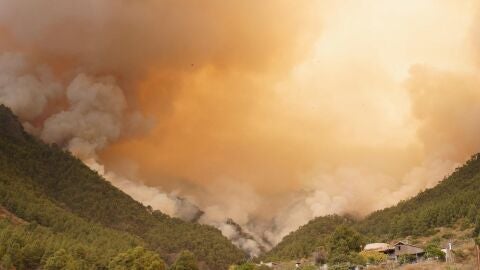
[2,101,480,269]
[0,105,245,270]
[263,153,480,263]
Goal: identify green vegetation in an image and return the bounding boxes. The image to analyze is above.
[170,251,199,270]
[231,262,272,270]
[0,162,143,269]
[109,247,166,270]
[397,254,416,265]
[326,226,365,266]
[43,249,76,270]
[424,244,445,261]
[359,250,388,264]
[261,217,366,267]
[359,153,480,239]
[0,105,245,270]
[233,263,256,270]
[3,102,480,268]
[261,215,353,261]
[263,151,480,264]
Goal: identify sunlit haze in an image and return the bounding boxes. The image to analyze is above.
[1,0,479,254]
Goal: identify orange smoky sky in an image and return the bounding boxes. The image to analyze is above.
[2,0,480,243]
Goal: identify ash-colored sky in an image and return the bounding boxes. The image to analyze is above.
[1,0,480,248]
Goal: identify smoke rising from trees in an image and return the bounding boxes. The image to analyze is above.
[1,0,480,254]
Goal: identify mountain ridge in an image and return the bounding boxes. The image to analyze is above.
[262,153,480,262]
[3,102,480,268]
[0,104,246,270]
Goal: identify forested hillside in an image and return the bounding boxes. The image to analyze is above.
[263,153,480,262]
[4,100,480,269]
[358,153,480,238]
[261,215,354,261]
[0,105,245,270]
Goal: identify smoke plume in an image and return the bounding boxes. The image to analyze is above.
[0,52,61,120]
[2,0,480,254]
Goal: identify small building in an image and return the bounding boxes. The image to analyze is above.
[363,241,424,262]
[391,241,425,262]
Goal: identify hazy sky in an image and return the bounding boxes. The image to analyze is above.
[1,0,480,249]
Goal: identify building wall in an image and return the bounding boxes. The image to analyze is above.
[394,244,424,256]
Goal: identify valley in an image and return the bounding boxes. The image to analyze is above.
[2,104,480,269]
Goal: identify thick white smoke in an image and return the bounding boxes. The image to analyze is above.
[218,222,264,258]
[0,51,189,220]
[0,53,61,121]
[263,158,458,244]
[2,0,479,257]
[85,159,202,221]
[41,74,129,159]
[0,51,264,256]
[0,52,463,252]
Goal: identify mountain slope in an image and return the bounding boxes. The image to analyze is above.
[0,105,245,269]
[358,154,480,238]
[0,161,145,269]
[261,215,354,261]
[263,154,480,261]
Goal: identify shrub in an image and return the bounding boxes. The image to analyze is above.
[109,247,166,270]
[234,263,256,270]
[359,250,388,264]
[170,251,199,270]
[398,254,416,265]
[425,244,445,261]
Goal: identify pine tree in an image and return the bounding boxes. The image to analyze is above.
[109,247,166,270]
[171,251,199,270]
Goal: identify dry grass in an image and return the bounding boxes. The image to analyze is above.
[398,261,477,270]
